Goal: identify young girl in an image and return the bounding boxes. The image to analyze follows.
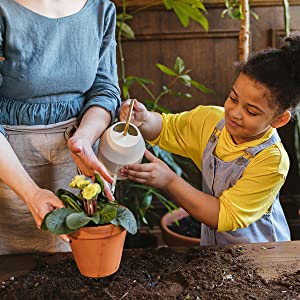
[119,33,300,246]
[0,0,120,254]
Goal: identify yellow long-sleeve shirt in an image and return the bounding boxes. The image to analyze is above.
[149,106,289,232]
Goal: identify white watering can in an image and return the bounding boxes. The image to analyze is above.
[97,100,145,187]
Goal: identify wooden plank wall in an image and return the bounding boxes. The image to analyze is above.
[113,0,300,196]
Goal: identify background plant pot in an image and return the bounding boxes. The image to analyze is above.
[160,207,200,247]
[70,224,126,278]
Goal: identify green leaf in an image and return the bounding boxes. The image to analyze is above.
[179,74,192,86]
[250,10,259,20]
[116,13,133,21]
[43,208,77,235]
[112,206,137,235]
[158,148,183,176]
[66,211,98,230]
[40,211,51,231]
[174,57,185,74]
[122,84,129,99]
[94,172,105,193]
[141,192,153,211]
[163,0,172,10]
[190,79,215,94]
[173,6,190,28]
[178,3,208,31]
[55,189,83,211]
[132,76,154,85]
[156,64,177,76]
[98,204,118,224]
[116,21,135,39]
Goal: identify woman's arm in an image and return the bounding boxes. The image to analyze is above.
[0,134,68,239]
[68,106,115,200]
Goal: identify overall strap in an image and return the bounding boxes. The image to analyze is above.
[208,118,225,143]
[245,130,281,157]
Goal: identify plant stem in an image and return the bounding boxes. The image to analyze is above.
[153,76,179,110]
[118,0,128,98]
[131,1,162,15]
[282,0,290,37]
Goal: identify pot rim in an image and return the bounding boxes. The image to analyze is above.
[70,224,125,240]
[160,207,200,243]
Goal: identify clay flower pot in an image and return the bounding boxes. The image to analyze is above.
[70,224,127,278]
[160,207,200,247]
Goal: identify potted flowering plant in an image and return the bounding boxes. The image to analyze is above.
[41,172,137,278]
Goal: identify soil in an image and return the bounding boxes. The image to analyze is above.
[0,246,299,300]
[168,216,201,239]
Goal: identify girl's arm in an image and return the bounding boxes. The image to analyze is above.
[119,99,163,141]
[120,150,220,229]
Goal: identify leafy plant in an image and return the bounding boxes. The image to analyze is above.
[116,57,213,228]
[41,172,137,235]
[114,1,215,229]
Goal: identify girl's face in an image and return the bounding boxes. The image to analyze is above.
[224,73,279,145]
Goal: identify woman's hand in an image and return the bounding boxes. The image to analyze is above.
[68,136,114,201]
[26,188,70,242]
[119,99,149,128]
[120,149,176,189]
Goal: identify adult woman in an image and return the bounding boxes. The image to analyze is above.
[0,0,120,254]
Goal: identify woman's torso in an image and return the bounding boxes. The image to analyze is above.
[0,0,109,126]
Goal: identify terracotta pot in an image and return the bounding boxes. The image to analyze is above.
[160,207,200,247]
[70,224,126,278]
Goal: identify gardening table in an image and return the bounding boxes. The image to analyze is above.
[0,241,299,282]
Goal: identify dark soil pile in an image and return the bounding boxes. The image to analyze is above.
[168,216,201,239]
[0,246,299,300]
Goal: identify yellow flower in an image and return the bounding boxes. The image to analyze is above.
[69,175,86,188]
[77,179,91,189]
[82,183,101,200]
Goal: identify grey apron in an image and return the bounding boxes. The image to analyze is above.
[0,118,79,254]
[201,118,291,246]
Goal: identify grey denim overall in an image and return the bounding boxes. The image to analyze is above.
[201,119,291,246]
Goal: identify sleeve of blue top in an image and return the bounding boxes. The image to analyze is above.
[0,16,5,136]
[79,3,121,124]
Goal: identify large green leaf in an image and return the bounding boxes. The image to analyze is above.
[43,208,77,235]
[163,0,208,31]
[111,206,137,235]
[98,204,118,224]
[66,212,100,230]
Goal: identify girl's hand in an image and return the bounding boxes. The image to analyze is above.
[119,99,149,128]
[120,150,176,189]
[26,188,70,243]
[68,136,114,201]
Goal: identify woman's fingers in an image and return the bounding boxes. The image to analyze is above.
[59,234,70,243]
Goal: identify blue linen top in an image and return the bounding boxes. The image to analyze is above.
[0,0,121,136]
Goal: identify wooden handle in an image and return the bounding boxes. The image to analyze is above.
[123,99,135,136]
